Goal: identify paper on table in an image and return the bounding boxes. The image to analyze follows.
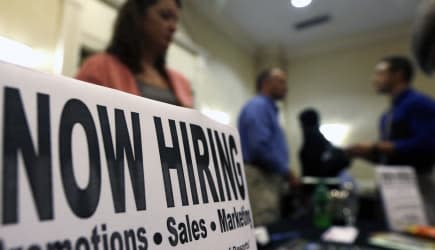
[376,166,428,231]
[322,226,359,244]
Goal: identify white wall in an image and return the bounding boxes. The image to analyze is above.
[79,0,117,51]
[0,0,62,72]
[179,4,255,127]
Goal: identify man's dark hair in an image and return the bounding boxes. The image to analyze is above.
[256,68,273,92]
[107,0,182,77]
[381,56,415,83]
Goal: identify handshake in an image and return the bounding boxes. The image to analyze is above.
[346,141,395,160]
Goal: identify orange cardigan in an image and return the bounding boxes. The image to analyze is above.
[76,53,193,108]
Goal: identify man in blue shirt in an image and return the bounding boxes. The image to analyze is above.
[238,68,298,225]
[348,56,435,224]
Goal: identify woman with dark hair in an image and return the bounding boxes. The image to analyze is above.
[76,0,193,108]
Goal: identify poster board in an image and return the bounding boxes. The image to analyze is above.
[0,61,256,250]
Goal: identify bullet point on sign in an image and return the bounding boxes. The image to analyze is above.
[154,232,163,245]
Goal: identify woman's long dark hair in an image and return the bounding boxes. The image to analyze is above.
[107,0,181,79]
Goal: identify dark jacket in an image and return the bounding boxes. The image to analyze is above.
[299,127,350,178]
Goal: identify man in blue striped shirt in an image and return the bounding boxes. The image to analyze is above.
[238,68,298,225]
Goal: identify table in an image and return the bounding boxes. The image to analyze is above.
[259,194,389,250]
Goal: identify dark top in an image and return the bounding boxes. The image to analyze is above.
[379,89,435,174]
[136,79,180,106]
[299,127,350,177]
[238,95,289,175]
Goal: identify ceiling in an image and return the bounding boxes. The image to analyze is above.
[187,0,422,54]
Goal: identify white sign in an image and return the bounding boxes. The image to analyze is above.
[376,166,428,231]
[0,61,256,250]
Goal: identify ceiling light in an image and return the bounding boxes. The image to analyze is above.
[291,0,312,8]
